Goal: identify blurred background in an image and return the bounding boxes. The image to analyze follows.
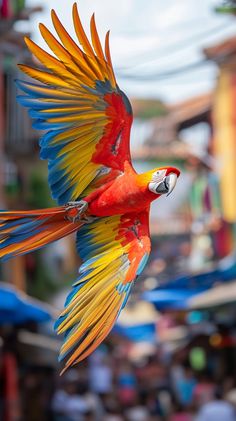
[1,0,236,420]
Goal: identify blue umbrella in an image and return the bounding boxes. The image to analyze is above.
[113,323,156,343]
[157,258,236,291]
[142,257,236,311]
[142,288,204,311]
[0,283,53,324]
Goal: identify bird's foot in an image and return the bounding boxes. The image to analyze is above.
[65,200,90,223]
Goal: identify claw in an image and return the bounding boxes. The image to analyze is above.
[65,200,97,224]
[65,200,88,213]
[65,200,89,223]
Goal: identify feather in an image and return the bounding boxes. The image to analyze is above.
[55,211,150,372]
[90,14,105,62]
[72,3,94,57]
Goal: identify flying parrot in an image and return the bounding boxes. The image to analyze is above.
[0,4,180,372]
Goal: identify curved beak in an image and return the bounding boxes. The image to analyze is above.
[155,172,178,196]
[166,172,178,196]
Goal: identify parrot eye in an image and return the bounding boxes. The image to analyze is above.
[151,169,166,182]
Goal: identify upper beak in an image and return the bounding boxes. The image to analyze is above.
[166,172,178,196]
[155,172,178,196]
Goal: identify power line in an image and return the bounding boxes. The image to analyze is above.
[148,70,217,85]
[117,21,235,71]
[116,16,225,37]
[117,59,211,81]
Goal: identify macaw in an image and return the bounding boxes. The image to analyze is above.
[0,4,180,372]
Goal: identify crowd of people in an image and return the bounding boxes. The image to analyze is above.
[25,346,235,421]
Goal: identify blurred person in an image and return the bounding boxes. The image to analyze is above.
[77,380,105,421]
[192,373,215,408]
[225,387,236,409]
[158,389,172,417]
[195,387,236,421]
[170,360,185,398]
[88,350,113,397]
[124,396,149,421]
[223,377,236,409]
[102,393,124,421]
[145,389,164,418]
[104,411,124,421]
[146,417,162,421]
[1,351,21,421]
[117,362,137,406]
[223,377,236,395]
[84,410,98,421]
[137,355,169,393]
[51,370,89,421]
[22,368,54,421]
[170,403,193,421]
[174,367,196,407]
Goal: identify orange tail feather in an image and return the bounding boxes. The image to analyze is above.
[0,206,81,261]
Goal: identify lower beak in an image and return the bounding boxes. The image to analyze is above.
[155,173,178,196]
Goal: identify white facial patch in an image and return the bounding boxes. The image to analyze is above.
[148,169,167,194]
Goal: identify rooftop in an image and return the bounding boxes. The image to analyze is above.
[168,92,213,127]
[204,36,236,61]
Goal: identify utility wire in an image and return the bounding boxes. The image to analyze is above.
[117,17,224,37]
[117,21,235,71]
[147,68,217,85]
[117,59,211,81]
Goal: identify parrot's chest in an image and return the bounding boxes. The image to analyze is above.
[89,176,151,217]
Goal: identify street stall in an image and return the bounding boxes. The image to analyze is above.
[0,282,57,421]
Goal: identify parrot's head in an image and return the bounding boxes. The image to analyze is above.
[147,166,180,197]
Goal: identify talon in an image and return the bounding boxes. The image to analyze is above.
[65,200,88,213]
[65,200,88,223]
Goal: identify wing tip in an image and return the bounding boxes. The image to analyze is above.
[24,35,30,43]
[72,2,79,20]
[24,36,36,52]
[38,22,47,35]
[72,2,78,12]
[17,63,25,71]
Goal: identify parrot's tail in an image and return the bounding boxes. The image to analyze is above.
[0,207,81,261]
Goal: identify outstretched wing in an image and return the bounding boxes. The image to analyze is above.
[55,210,151,372]
[17,4,133,205]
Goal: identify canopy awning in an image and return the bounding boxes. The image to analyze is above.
[0,282,57,324]
[188,280,236,309]
[143,255,236,311]
[157,254,236,291]
[142,289,203,311]
[113,323,156,343]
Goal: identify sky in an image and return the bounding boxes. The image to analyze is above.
[21,0,236,104]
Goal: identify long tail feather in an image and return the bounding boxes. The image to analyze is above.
[0,207,81,261]
[56,265,132,373]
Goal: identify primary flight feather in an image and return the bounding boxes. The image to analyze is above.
[0,3,180,372]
